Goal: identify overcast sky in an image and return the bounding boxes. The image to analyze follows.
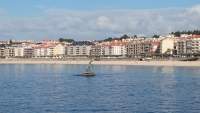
[0,0,200,40]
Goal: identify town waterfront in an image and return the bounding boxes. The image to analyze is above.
[0,64,200,113]
[1,59,200,67]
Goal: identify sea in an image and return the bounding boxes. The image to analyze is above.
[0,64,200,113]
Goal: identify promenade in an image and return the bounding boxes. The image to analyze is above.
[0,59,200,67]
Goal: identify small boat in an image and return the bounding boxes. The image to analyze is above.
[80,60,96,76]
[179,57,199,61]
[81,71,96,76]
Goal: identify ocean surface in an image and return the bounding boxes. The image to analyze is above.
[0,64,200,113]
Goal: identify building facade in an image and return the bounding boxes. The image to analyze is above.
[66,45,91,56]
[126,39,160,57]
[160,38,175,54]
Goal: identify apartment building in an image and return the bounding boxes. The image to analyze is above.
[66,45,91,56]
[23,48,34,58]
[160,37,175,54]
[176,36,200,55]
[104,45,126,56]
[90,45,104,56]
[53,44,65,56]
[4,47,15,58]
[189,37,200,54]
[126,39,160,57]
[98,40,127,57]
[14,47,24,57]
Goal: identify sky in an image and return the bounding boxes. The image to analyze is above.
[0,0,200,40]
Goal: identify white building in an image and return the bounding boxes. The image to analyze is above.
[34,47,47,57]
[67,45,91,56]
[160,38,175,54]
[53,44,65,56]
[112,46,126,56]
[14,47,24,57]
[33,47,53,58]
[90,45,105,56]
[104,45,126,56]
[176,37,200,55]
[4,47,15,58]
[191,37,200,54]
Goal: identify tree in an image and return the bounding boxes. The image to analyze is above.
[58,38,74,43]
[9,39,13,45]
[59,38,64,42]
[171,30,200,36]
[174,31,181,37]
[152,34,160,38]
[104,37,113,42]
[120,34,129,40]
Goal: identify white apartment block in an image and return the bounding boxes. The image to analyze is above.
[190,38,200,54]
[53,44,65,56]
[160,38,175,54]
[14,47,24,57]
[176,37,200,55]
[104,45,126,56]
[34,48,48,57]
[23,48,34,58]
[90,45,105,56]
[66,45,91,56]
[0,47,5,58]
[176,40,187,55]
[126,39,161,57]
[4,47,15,58]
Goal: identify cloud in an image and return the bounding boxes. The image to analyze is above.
[0,5,200,40]
[188,4,200,14]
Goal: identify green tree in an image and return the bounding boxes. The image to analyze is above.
[120,34,129,39]
[152,34,160,38]
[174,31,181,37]
[104,37,113,42]
[9,39,13,45]
[133,35,137,38]
[59,38,74,43]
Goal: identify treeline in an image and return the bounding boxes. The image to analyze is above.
[58,30,200,43]
[171,30,200,37]
[58,38,94,45]
[103,34,132,42]
[58,38,75,43]
[59,34,132,43]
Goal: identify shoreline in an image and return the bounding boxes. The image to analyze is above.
[0,59,200,67]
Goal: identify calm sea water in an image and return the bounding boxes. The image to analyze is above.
[0,64,200,113]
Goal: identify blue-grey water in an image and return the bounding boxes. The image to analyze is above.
[0,64,200,113]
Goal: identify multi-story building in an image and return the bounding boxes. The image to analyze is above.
[4,47,15,58]
[90,45,104,56]
[189,37,200,54]
[160,37,175,54]
[33,46,54,58]
[14,47,24,57]
[98,40,127,57]
[104,45,126,57]
[176,40,187,55]
[23,48,34,58]
[126,39,160,57]
[0,45,6,58]
[175,36,200,55]
[34,47,49,58]
[53,44,65,57]
[66,45,91,56]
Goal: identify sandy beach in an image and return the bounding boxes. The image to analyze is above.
[0,59,200,67]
